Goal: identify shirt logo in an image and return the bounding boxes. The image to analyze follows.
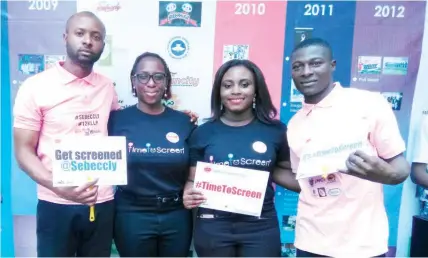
[166,132,180,143]
[252,141,267,154]
[128,142,184,155]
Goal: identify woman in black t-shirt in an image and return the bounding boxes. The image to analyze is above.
[183,59,300,257]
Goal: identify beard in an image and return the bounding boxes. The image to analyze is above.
[66,43,103,67]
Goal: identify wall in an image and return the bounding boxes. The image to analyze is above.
[1,0,427,257]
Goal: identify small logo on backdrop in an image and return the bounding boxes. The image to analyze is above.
[222,45,249,64]
[159,1,202,27]
[168,36,190,59]
[382,57,408,75]
[163,93,181,109]
[166,132,180,143]
[252,141,267,154]
[96,0,121,12]
[44,55,66,70]
[171,72,200,87]
[290,80,304,103]
[98,35,112,66]
[18,54,44,75]
[381,92,403,111]
[357,56,382,75]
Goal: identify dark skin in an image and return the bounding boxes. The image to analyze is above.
[183,66,300,209]
[13,13,106,205]
[291,45,409,185]
[411,163,428,188]
[131,56,199,120]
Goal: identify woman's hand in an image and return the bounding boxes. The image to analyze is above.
[183,182,206,209]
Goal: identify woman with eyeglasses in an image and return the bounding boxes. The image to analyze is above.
[107,52,196,257]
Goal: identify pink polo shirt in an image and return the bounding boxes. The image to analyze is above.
[13,61,120,205]
[287,83,405,257]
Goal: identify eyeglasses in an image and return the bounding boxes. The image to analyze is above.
[132,72,166,84]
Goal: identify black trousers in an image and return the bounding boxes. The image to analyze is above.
[36,199,114,257]
[113,189,193,257]
[194,214,281,257]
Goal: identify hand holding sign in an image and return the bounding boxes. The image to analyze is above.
[183,187,206,209]
[338,150,391,183]
[53,178,99,206]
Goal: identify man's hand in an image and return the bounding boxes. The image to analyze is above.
[53,179,99,206]
[182,110,199,124]
[339,150,392,183]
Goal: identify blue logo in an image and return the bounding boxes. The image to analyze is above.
[382,57,408,75]
[168,36,189,59]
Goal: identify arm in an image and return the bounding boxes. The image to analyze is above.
[411,162,428,188]
[272,125,301,192]
[411,115,428,187]
[343,94,410,184]
[273,161,301,193]
[14,128,55,191]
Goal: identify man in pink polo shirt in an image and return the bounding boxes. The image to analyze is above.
[287,38,410,257]
[13,11,119,257]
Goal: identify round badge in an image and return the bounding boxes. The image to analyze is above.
[252,141,267,153]
[166,132,180,143]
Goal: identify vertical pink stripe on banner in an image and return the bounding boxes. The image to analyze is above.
[213,1,288,115]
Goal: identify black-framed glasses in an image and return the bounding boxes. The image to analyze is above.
[132,72,166,84]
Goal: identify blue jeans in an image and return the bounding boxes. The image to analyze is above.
[193,211,280,257]
[36,199,114,257]
[113,189,193,257]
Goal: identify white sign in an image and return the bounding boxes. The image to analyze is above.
[194,161,269,217]
[52,136,128,187]
[296,137,375,180]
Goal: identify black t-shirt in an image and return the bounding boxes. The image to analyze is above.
[188,118,289,217]
[108,106,196,197]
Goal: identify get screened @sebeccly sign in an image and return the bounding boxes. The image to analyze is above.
[54,150,123,172]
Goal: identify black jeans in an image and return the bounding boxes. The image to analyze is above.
[36,199,114,257]
[113,189,193,257]
[194,212,281,257]
[296,249,387,257]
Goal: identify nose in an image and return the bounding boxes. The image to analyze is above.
[82,34,92,46]
[302,64,314,77]
[230,84,241,95]
[145,77,156,87]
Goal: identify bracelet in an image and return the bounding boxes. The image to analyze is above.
[187,179,194,182]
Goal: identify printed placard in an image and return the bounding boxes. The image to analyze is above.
[194,161,269,217]
[297,137,375,180]
[52,136,128,187]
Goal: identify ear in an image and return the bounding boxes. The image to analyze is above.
[331,60,337,72]
[63,33,67,44]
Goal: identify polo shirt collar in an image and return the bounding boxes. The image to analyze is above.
[55,61,97,86]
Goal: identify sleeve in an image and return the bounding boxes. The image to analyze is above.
[188,126,205,167]
[290,149,299,174]
[111,86,121,111]
[277,123,290,162]
[13,79,42,131]
[371,93,406,159]
[413,115,428,163]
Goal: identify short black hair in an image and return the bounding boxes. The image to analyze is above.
[292,38,333,60]
[211,59,278,125]
[129,52,172,100]
[65,11,106,38]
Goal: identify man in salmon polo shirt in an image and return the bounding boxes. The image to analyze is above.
[13,11,119,257]
[287,38,410,257]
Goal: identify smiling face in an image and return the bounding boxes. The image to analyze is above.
[132,56,167,106]
[291,45,336,99]
[220,65,256,114]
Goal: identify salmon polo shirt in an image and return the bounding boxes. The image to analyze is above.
[287,83,405,257]
[13,61,120,205]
